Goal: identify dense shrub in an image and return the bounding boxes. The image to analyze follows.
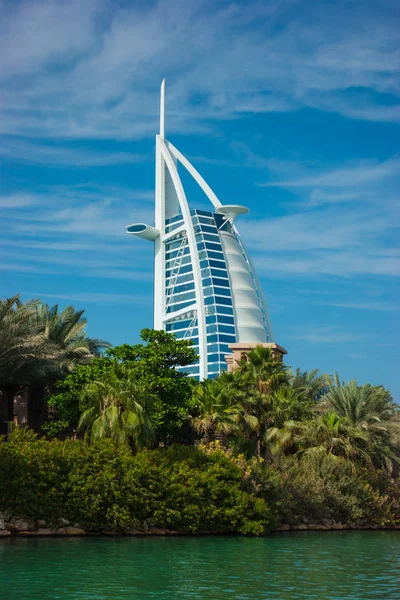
[0,431,276,535]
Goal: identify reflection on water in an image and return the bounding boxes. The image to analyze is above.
[0,532,399,599]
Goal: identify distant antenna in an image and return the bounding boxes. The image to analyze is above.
[160,79,165,139]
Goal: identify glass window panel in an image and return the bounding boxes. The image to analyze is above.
[218,324,235,334]
[216,305,234,315]
[166,213,184,225]
[165,248,190,263]
[165,221,184,234]
[213,287,230,297]
[219,344,232,354]
[203,286,213,298]
[206,315,217,324]
[199,225,218,234]
[203,241,222,251]
[212,277,229,287]
[210,268,228,278]
[206,251,225,261]
[197,215,215,224]
[166,263,193,278]
[218,334,236,343]
[166,319,192,331]
[173,282,195,295]
[169,290,196,303]
[209,259,228,270]
[206,334,218,343]
[204,296,215,306]
[202,233,220,242]
[216,315,234,324]
[166,299,195,313]
[207,344,219,354]
[166,272,194,287]
[166,239,188,251]
[215,296,232,305]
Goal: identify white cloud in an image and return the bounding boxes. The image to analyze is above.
[290,326,365,344]
[0,194,38,208]
[260,157,400,188]
[0,0,398,147]
[20,291,149,305]
[0,138,146,167]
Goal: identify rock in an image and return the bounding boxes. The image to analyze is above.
[320,518,333,527]
[149,527,167,536]
[102,530,118,536]
[273,524,291,532]
[59,518,70,527]
[124,529,144,536]
[0,530,11,537]
[291,524,308,531]
[36,520,47,528]
[36,529,55,536]
[0,519,5,530]
[330,523,344,530]
[307,524,328,531]
[13,519,35,532]
[56,528,67,535]
[65,527,86,536]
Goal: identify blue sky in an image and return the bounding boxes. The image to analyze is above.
[0,0,399,397]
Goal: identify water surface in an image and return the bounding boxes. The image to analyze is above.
[0,532,399,599]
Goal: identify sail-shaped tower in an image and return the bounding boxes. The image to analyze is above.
[126,80,283,380]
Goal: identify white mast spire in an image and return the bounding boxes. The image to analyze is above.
[160,78,165,139]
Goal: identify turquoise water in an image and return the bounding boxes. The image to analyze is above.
[0,532,399,599]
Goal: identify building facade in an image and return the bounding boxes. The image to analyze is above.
[126,80,277,380]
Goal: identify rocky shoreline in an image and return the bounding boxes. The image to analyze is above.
[0,516,399,537]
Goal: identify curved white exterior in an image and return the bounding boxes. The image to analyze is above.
[126,80,274,379]
[220,231,269,343]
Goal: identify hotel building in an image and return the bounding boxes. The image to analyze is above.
[126,81,284,380]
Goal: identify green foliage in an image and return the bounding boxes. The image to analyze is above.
[0,294,109,388]
[0,431,276,535]
[45,329,198,443]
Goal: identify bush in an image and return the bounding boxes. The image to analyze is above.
[0,431,276,535]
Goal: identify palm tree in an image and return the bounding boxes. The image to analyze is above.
[264,386,312,455]
[290,368,329,401]
[233,346,289,456]
[241,346,289,396]
[34,302,110,375]
[294,412,373,467]
[78,364,156,447]
[0,295,57,385]
[323,373,397,427]
[192,379,244,444]
[321,374,400,473]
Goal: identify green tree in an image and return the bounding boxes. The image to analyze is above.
[34,302,109,375]
[233,347,289,457]
[0,295,56,386]
[264,386,312,456]
[321,374,400,473]
[46,329,198,442]
[78,364,156,447]
[192,379,244,443]
[290,368,329,401]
